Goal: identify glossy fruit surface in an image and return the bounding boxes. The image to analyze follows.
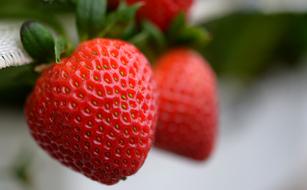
[108,0,194,31]
[25,38,158,185]
[154,48,218,160]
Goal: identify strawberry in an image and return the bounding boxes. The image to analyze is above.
[25,38,158,185]
[154,48,218,160]
[108,0,194,31]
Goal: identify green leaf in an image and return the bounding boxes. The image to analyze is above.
[142,21,166,49]
[129,21,166,61]
[176,27,211,48]
[0,0,69,36]
[54,37,68,63]
[167,12,186,41]
[117,0,142,14]
[20,21,55,62]
[9,151,34,188]
[76,0,107,40]
[20,21,69,63]
[165,12,211,51]
[101,1,141,39]
[129,31,149,49]
[202,12,297,80]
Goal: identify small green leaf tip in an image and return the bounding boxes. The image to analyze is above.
[20,21,55,62]
[101,0,142,39]
[167,12,211,50]
[176,27,211,48]
[76,0,107,40]
[142,21,166,49]
[167,12,186,40]
[55,37,68,63]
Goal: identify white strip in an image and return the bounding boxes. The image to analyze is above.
[191,0,238,23]
[0,23,32,69]
[191,0,307,24]
[245,0,307,12]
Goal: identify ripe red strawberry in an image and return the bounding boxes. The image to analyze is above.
[25,38,158,185]
[154,48,218,160]
[108,0,194,31]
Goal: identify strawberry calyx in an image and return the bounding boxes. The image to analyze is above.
[20,0,209,67]
[20,21,68,64]
[20,0,143,67]
[97,1,142,40]
[128,13,211,62]
[76,0,144,41]
[167,12,211,49]
[76,0,107,41]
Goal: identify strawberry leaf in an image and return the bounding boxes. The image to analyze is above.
[130,21,167,62]
[142,21,166,49]
[76,0,107,40]
[101,1,141,39]
[20,21,55,62]
[20,21,69,64]
[166,13,211,51]
[176,27,211,48]
[167,12,186,42]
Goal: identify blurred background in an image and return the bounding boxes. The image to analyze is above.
[1,0,307,189]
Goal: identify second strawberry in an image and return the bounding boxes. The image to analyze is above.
[154,48,218,161]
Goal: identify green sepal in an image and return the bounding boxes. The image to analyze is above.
[129,21,167,61]
[176,26,211,48]
[20,21,68,63]
[20,21,55,62]
[101,1,142,39]
[54,37,68,63]
[167,12,186,42]
[166,13,211,50]
[76,0,107,40]
[142,21,167,49]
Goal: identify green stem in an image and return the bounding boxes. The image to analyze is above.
[129,32,150,47]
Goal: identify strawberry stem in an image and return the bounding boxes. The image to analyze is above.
[76,0,107,41]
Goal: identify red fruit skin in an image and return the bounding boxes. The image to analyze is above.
[154,49,218,161]
[108,0,119,9]
[25,38,158,185]
[108,0,194,31]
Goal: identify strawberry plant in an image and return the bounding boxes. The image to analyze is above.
[0,0,218,186]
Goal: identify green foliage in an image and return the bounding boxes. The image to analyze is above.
[0,0,70,35]
[20,21,68,63]
[20,21,56,62]
[130,21,167,62]
[142,21,166,49]
[76,0,107,40]
[55,37,68,63]
[131,13,211,62]
[167,13,210,50]
[101,1,141,39]
[9,151,34,189]
[0,65,37,106]
[202,12,307,81]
